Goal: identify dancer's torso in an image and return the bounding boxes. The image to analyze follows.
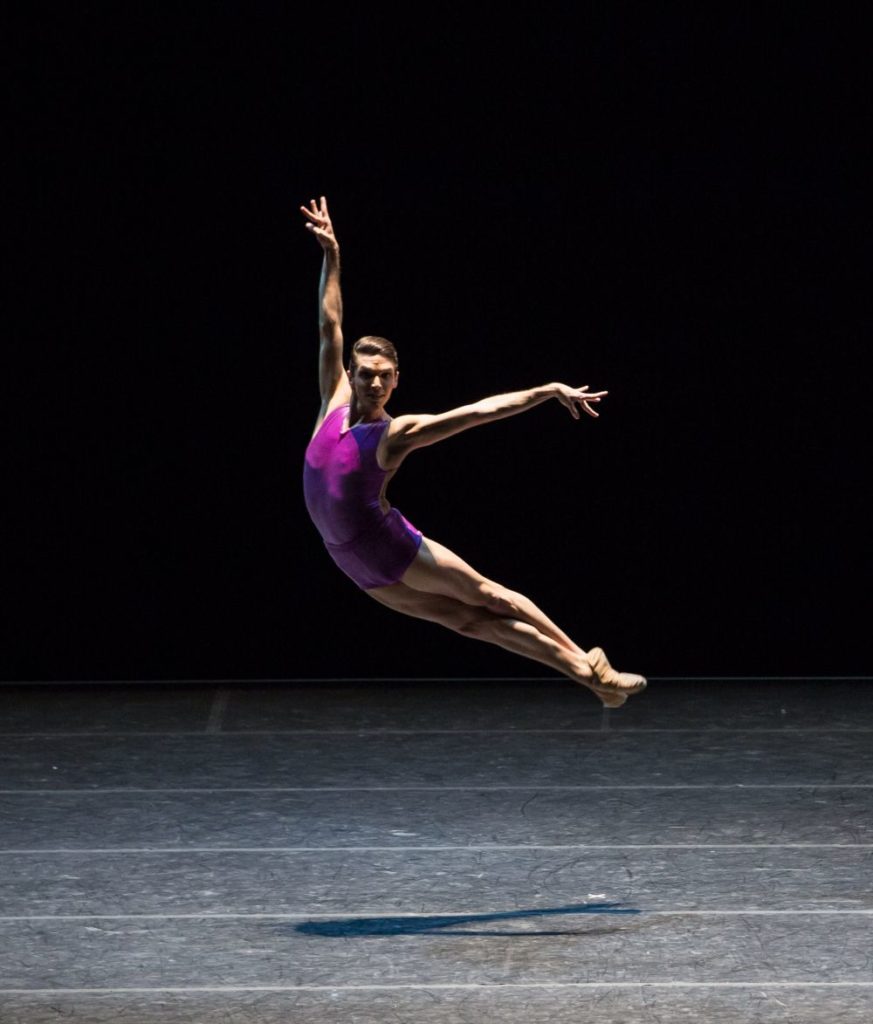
[303,404,398,546]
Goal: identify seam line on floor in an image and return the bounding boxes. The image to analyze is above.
[2,843,872,854]
[2,982,873,993]
[2,784,871,794]
[3,727,872,737]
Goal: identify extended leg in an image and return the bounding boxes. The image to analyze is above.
[366,582,595,688]
[370,536,646,705]
[401,537,584,655]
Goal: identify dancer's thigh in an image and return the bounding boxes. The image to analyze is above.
[366,580,485,631]
[399,536,494,605]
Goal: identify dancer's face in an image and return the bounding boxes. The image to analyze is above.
[348,354,398,411]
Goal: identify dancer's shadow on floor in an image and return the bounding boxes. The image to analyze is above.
[294,902,640,938]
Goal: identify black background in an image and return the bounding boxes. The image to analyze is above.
[7,7,870,680]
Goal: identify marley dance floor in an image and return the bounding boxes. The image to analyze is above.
[1,676,872,1023]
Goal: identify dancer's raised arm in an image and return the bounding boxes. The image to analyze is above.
[385,382,607,459]
[301,197,350,410]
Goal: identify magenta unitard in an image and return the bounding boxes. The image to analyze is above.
[303,404,423,589]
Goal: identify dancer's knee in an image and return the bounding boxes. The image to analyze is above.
[479,582,518,618]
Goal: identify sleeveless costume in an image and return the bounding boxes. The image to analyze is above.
[303,404,423,589]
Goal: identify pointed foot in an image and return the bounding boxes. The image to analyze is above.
[586,646,647,707]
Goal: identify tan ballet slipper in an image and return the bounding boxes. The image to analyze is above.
[586,646,647,706]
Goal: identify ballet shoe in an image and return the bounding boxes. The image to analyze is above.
[586,646,647,706]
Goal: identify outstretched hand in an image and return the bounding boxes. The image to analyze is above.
[553,383,608,419]
[300,196,338,252]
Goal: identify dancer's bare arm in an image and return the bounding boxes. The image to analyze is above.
[301,197,351,414]
[385,383,607,457]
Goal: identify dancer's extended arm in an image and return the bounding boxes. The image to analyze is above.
[301,197,350,410]
[386,383,607,456]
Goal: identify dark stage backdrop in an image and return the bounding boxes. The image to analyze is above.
[7,9,870,680]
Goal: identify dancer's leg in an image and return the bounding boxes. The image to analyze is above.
[370,536,646,704]
[401,538,583,655]
[366,582,594,686]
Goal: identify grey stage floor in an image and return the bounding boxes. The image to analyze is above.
[1,677,872,1022]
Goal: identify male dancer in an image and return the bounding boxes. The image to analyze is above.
[302,196,646,706]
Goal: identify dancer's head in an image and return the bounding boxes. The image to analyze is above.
[350,336,398,374]
[348,336,399,410]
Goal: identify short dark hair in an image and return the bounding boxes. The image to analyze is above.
[350,336,399,372]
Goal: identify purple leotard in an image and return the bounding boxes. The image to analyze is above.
[303,404,423,589]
